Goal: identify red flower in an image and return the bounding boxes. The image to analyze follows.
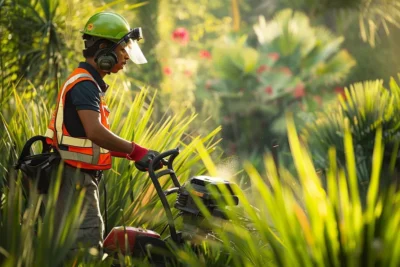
[172,27,189,45]
[257,65,269,74]
[334,87,346,99]
[267,52,280,61]
[293,83,305,98]
[264,86,273,95]
[163,67,172,75]
[199,50,211,59]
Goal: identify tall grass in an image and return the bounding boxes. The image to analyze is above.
[99,78,223,233]
[303,77,400,197]
[2,76,399,266]
[0,167,91,267]
[177,113,400,267]
[0,78,222,265]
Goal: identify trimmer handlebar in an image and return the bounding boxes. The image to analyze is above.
[148,148,181,188]
[148,148,180,171]
[146,148,181,243]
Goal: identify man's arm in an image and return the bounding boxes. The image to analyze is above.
[77,109,132,153]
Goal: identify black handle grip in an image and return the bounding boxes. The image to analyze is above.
[148,148,180,172]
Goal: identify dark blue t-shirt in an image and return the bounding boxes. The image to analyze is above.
[64,62,108,137]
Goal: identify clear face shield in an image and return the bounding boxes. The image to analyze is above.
[120,39,147,64]
[117,27,147,64]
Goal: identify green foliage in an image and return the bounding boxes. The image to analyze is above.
[2,1,400,265]
[0,83,51,187]
[0,0,144,108]
[185,114,400,266]
[0,168,87,267]
[342,24,400,86]
[252,9,355,98]
[1,0,77,89]
[101,83,223,233]
[273,0,400,47]
[205,9,355,162]
[0,77,223,265]
[153,0,233,116]
[303,77,400,197]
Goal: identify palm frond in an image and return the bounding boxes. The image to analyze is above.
[303,76,400,195]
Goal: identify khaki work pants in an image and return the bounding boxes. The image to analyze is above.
[46,164,105,253]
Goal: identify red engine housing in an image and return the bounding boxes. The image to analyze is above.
[104,226,161,254]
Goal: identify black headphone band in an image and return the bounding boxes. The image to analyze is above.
[100,36,126,57]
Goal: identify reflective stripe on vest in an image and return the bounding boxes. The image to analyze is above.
[45,128,109,153]
[58,147,108,164]
[45,70,111,169]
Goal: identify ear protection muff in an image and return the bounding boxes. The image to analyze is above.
[93,30,139,71]
[94,47,118,71]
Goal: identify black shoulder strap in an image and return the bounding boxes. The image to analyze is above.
[15,136,52,169]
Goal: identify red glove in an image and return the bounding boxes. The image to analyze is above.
[110,143,147,159]
[127,143,149,161]
[128,143,163,172]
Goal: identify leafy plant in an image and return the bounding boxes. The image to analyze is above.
[1,0,77,95]
[181,113,400,266]
[205,9,355,165]
[303,76,400,198]
[0,169,88,267]
[270,0,400,47]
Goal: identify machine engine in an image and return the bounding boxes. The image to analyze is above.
[174,176,239,221]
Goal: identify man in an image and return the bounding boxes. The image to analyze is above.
[44,12,160,254]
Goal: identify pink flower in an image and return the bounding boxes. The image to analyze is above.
[313,95,323,106]
[264,86,273,95]
[163,67,172,75]
[280,67,292,76]
[172,27,189,45]
[257,65,269,74]
[267,52,280,61]
[293,83,305,98]
[184,70,192,77]
[199,50,212,59]
[205,80,212,89]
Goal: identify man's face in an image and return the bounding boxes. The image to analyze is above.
[110,44,130,73]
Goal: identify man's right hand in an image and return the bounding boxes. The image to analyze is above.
[134,150,163,172]
[127,143,163,171]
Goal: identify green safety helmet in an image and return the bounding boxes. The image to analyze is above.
[81,12,147,64]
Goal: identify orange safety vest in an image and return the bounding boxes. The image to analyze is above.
[45,68,112,170]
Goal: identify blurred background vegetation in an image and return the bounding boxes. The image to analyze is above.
[2,0,400,169]
[1,0,400,266]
